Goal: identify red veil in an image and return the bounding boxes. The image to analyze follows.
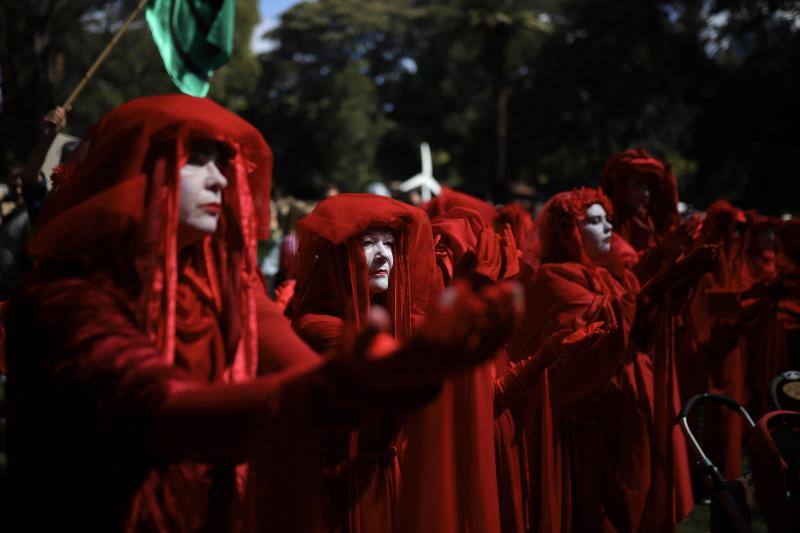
[520,187,627,277]
[30,94,271,382]
[601,148,679,252]
[422,186,498,227]
[292,193,437,343]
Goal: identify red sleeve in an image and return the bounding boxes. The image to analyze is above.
[290,313,345,356]
[255,288,322,372]
[512,265,629,419]
[4,271,181,475]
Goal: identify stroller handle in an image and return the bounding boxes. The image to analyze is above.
[677,392,756,428]
[677,393,756,486]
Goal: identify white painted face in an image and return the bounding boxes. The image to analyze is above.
[178,141,229,246]
[360,228,395,295]
[582,203,613,256]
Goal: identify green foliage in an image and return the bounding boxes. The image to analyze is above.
[2,0,798,211]
[251,0,799,210]
[251,0,418,195]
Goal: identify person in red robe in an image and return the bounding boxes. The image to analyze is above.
[685,200,752,482]
[508,187,702,532]
[2,96,520,532]
[417,205,604,533]
[397,206,520,533]
[288,193,440,533]
[601,149,681,271]
[602,149,706,518]
[735,213,788,418]
[600,148,708,288]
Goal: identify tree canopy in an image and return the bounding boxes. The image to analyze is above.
[2,0,798,212]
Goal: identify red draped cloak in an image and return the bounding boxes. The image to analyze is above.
[735,214,786,418]
[397,205,520,533]
[685,200,749,480]
[509,188,690,532]
[290,193,437,533]
[3,95,325,531]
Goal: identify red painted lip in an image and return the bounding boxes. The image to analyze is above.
[370,270,389,277]
[202,203,221,214]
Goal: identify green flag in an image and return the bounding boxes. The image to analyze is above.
[145,0,235,97]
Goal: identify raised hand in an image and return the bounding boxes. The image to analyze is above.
[44,106,70,135]
[640,243,720,310]
[341,281,524,395]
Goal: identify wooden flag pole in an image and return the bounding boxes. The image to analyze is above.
[62,0,150,108]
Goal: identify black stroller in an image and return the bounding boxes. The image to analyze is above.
[679,387,800,533]
[678,393,756,533]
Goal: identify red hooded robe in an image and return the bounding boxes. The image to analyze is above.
[509,188,691,532]
[290,193,437,533]
[3,95,327,531]
[397,206,520,533]
[685,200,750,480]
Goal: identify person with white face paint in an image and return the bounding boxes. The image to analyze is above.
[178,140,229,246]
[291,193,442,533]
[360,228,395,296]
[581,202,613,258]
[508,187,703,532]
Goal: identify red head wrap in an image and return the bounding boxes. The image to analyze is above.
[535,188,614,267]
[601,148,679,241]
[430,206,520,285]
[27,94,272,380]
[292,193,436,340]
[422,187,497,227]
[701,200,746,245]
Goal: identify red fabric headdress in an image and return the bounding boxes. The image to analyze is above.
[430,206,520,285]
[422,187,498,228]
[738,211,780,284]
[701,200,746,246]
[292,193,437,340]
[538,188,613,262]
[601,148,679,239]
[27,94,272,381]
[521,188,630,278]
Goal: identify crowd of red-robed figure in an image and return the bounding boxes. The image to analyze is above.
[0,95,798,532]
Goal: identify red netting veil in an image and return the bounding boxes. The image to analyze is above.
[27,94,272,381]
